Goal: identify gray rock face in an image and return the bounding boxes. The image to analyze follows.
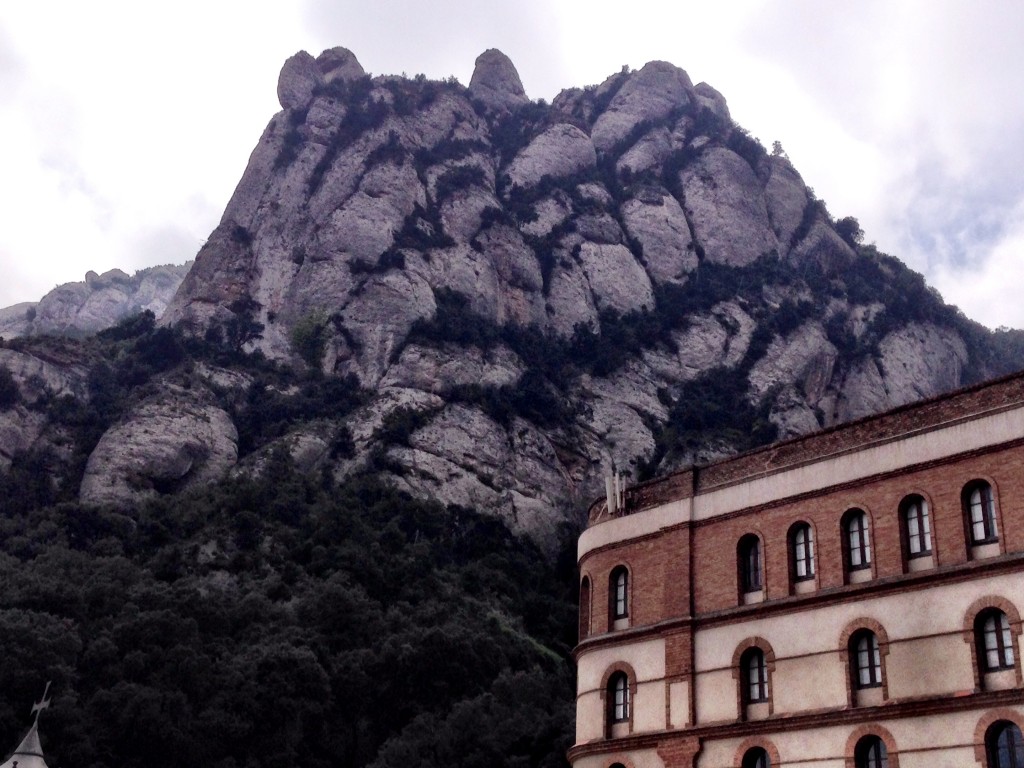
[278,51,323,110]
[681,147,778,266]
[507,124,596,190]
[0,303,35,339]
[0,406,47,470]
[693,82,730,121]
[791,220,856,273]
[577,243,654,315]
[764,157,808,252]
[316,47,365,84]
[468,48,528,111]
[382,343,523,393]
[0,348,89,403]
[621,191,696,284]
[0,263,191,339]
[80,388,238,509]
[591,61,694,152]
[617,127,673,177]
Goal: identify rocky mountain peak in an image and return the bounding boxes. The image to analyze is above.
[0,263,190,339]
[277,47,366,110]
[468,48,528,111]
[316,46,366,84]
[12,48,1024,548]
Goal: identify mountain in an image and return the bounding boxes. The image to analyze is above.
[2,45,1024,768]
[152,46,1022,543]
[2,47,1024,547]
[0,263,190,340]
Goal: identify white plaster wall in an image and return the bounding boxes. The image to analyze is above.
[888,634,975,697]
[771,653,848,712]
[693,668,736,724]
[634,680,667,732]
[696,574,1023,666]
[578,638,667,693]
[579,498,690,558]
[578,638,668,737]
[693,574,1024,718]
[576,691,604,743]
[668,680,689,728]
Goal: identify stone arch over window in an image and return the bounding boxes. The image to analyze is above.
[579,574,592,641]
[898,491,935,571]
[787,520,816,594]
[608,564,630,629]
[600,662,638,739]
[737,532,765,602]
[841,507,874,583]
[974,709,1024,765]
[962,477,1002,558]
[963,596,1023,690]
[731,637,777,719]
[734,737,780,768]
[844,725,900,768]
[839,618,891,706]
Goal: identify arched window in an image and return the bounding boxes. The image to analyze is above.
[742,648,768,704]
[854,735,888,768]
[843,509,872,576]
[609,566,628,623]
[738,534,763,594]
[607,671,630,725]
[579,576,591,640]
[901,494,932,558]
[965,480,999,544]
[741,747,770,768]
[789,522,815,583]
[851,629,882,689]
[977,609,1015,672]
[987,721,1024,767]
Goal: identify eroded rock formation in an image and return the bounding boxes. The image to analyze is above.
[5,47,1019,547]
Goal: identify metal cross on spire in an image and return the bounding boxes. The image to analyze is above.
[29,683,51,726]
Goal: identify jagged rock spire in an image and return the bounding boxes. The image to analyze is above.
[468,48,528,111]
[277,47,366,110]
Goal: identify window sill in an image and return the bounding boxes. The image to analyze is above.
[742,589,765,605]
[907,553,934,572]
[745,701,770,721]
[854,686,884,707]
[793,578,816,595]
[982,668,1017,691]
[971,541,1001,560]
[847,568,872,584]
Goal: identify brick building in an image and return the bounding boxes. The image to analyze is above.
[570,372,1024,768]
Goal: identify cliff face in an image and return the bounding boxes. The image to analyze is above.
[5,48,1021,546]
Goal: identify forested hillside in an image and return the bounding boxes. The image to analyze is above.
[0,318,576,767]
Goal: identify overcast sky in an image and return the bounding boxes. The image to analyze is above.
[2,1,1023,328]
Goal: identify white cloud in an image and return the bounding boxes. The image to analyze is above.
[932,198,1024,328]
